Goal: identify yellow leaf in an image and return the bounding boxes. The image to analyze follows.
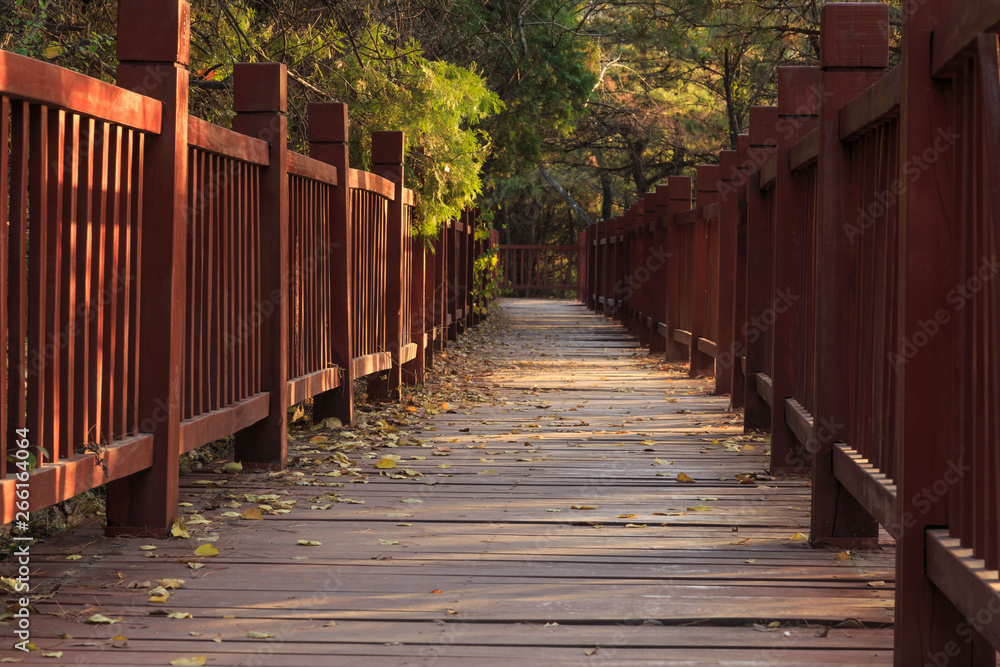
[790,533,808,541]
[618,514,637,519]
[41,652,63,658]
[570,505,597,510]
[111,635,128,641]
[221,461,243,474]
[66,554,82,560]
[85,614,120,624]
[375,458,397,469]
[687,505,712,512]
[835,551,852,561]
[167,612,192,619]
[169,658,207,667]
[247,631,274,639]
[193,544,219,557]
[138,545,157,551]
[379,539,399,545]
[157,579,186,590]
[171,520,190,538]
[241,507,263,520]
[148,586,170,603]
[584,647,600,656]
[400,498,423,503]
[185,514,211,526]
[676,473,696,483]
[297,540,322,546]
[187,562,204,570]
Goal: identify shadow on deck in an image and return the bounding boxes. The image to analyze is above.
[4,299,894,666]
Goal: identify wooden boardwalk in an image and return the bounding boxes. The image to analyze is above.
[6,299,895,666]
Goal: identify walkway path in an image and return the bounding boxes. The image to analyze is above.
[7,299,894,665]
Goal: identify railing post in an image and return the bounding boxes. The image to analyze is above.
[716,148,742,396]
[690,166,719,377]
[895,0,967,662]
[727,133,752,408]
[741,106,778,431]
[405,241,427,385]
[369,131,405,399]
[663,176,692,361]
[810,2,886,547]
[769,67,820,471]
[105,0,190,536]
[307,103,355,427]
[231,63,288,469]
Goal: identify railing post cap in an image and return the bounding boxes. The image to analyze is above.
[308,102,349,143]
[233,63,288,113]
[719,150,740,181]
[748,106,780,147]
[667,176,692,200]
[117,0,190,65]
[696,165,720,191]
[819,3,889,70]
[778,67,823,116]
[372,131,406,165]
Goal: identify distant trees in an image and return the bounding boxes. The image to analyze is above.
[0,0,834,245]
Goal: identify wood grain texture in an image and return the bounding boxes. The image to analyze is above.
[3,299,895,665]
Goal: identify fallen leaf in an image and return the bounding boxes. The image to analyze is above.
[571,505,597,510]
[41,652,63,658]
[247,631,274,639]
[157,579,186,590]
[193,544,219,557]
[789,533,808,541]
[687,505,712,512]
[584,647,600,656]
[378,539,399,545]
[297,540,322,546]
[675,472,696,483]
[167,612,192,619]
[375,458,397,469]
[148,586,170,603]
[400,498,423,504]
[138,545,157,551]
[171,521,190,539]
[835,551,852,561]
[187,562,204,570]
[867,580,886,588]
[66,554,82,560]
[85,614,121,624]
[241,507,263,520]
[169,657,207,666]
[618,514,637,519]
[430,589,443,594]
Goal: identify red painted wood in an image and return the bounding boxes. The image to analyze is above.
[742,106,780,435]
[231,62,288,470]
[690,166,719,378]
[307,103,354,426]
[105,0,189,537]
[768,67,821,472]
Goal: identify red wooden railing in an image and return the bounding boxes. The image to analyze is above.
[580,2,1000,662]
[0,0,493,536]
[497,244,577,293]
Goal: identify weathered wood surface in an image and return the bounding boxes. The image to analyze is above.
[3,299,895,665]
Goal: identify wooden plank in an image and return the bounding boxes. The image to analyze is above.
[673,329,693,346]
[839,67,901,141]
[287,150,338,186]
[178,392,270,454]
[702,202,720,222]
[0,434,153,524]
[832,444,899,539]
[926,530,1000,652]
[784,398,814,447]
[674,208,699,226]
[351,352,392,378]
[287,367,342,406]
[398,342,418,364]
[187,115,269,166]
[696,337,718,358]
[931,0,1000,77]
[0,51,162,133]
[755,373,774,408]
[789,128,820,172]
[348,168,396,199]
[759,156,777,189]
